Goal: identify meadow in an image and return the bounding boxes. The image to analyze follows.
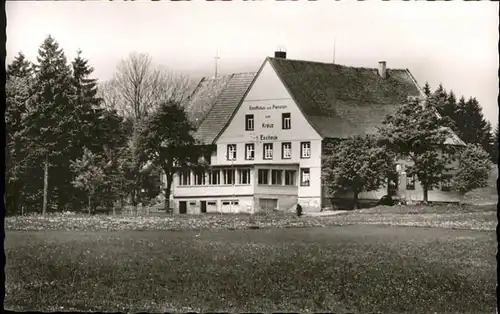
[5,203,497,312]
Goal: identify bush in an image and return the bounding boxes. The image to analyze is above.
[377,195,394,206]
[296,204,303,217]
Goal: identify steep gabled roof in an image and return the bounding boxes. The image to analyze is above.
[191,56,465,146]
[267,57,423,138]
[184,75,233,129]
[194,72,257,144]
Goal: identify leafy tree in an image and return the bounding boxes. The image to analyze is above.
[70,148,106,214]
[97,53,193,211]
[137,101,204,211]
[322,135,395,209]
[21,35,76,214]
[378,99,456,203]
[451,144,491,198]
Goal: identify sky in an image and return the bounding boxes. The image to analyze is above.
[6,1,499,125]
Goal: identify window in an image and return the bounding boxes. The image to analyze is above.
[245,143,255,160]
[285,170,296,186]
[258,169,269,185]
[300,168,310,186]
[209,170,220,185]
[227,144,237,161]
[238,169,251,185]
[271,170,283,185]
[263,143,273,160]
[282,113,291,129]
[179,170,191,186]
[193,170,205,185]
[222,200,239,205]
[222,169,235,185]
[300,142,311,159]
[245,114,254,131]
[282,142,292,159]
[443,150,455,162]
[406,174,416,190]
[207,201,216,206]
[441,175,452,191]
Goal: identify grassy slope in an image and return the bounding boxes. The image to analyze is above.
[5,226,496,313]
[463,165,498,205]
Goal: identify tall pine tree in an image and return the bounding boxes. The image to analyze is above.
[423,81,432,97]
[6,53,36,214]
[427,83,495,161]
[22,35,76,214]
[7,52,33,79]
[458,97,493,158]
[493,123,499,164]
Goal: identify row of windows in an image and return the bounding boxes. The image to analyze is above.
[405,174,452,191]
[257,168,310,186]
[245,112,291,131]
[179,169,252,186]
[178,168,312,187]
[227,141,311,161]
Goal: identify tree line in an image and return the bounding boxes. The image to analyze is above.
[422,82,497,162]
[6,35,201,216]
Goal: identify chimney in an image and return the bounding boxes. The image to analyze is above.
[378,61,387,79]
[274,47,287,59]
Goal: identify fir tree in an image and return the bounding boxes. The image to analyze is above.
[423,81,432,97]
[7,52,33,79]
[21,35,76,214]
[430,83,449,118]
[5,71,35,214]
[458,97,493,156]
[443,90,457,124]
[492,123,499,164]
[70,50,104,156]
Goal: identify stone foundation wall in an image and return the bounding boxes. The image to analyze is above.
[254,194,298,213]
[298,197,321,212]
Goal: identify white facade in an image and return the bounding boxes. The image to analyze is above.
[172,60,324,214]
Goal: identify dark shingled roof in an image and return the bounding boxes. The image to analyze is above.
[184,75,232,129]
[267,57,423,137]
[191,57,464,146]
[194,72,257,144]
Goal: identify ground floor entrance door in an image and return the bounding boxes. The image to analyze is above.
[179,201,187,214]
[200,201,207,213]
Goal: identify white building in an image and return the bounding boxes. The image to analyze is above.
[169,51,465,214]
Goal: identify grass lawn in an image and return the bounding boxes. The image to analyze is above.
[5,225,496,313]
[5,203,496,232]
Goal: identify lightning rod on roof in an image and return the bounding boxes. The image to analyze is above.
[214,47,220,78]
[332,37,336,64]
